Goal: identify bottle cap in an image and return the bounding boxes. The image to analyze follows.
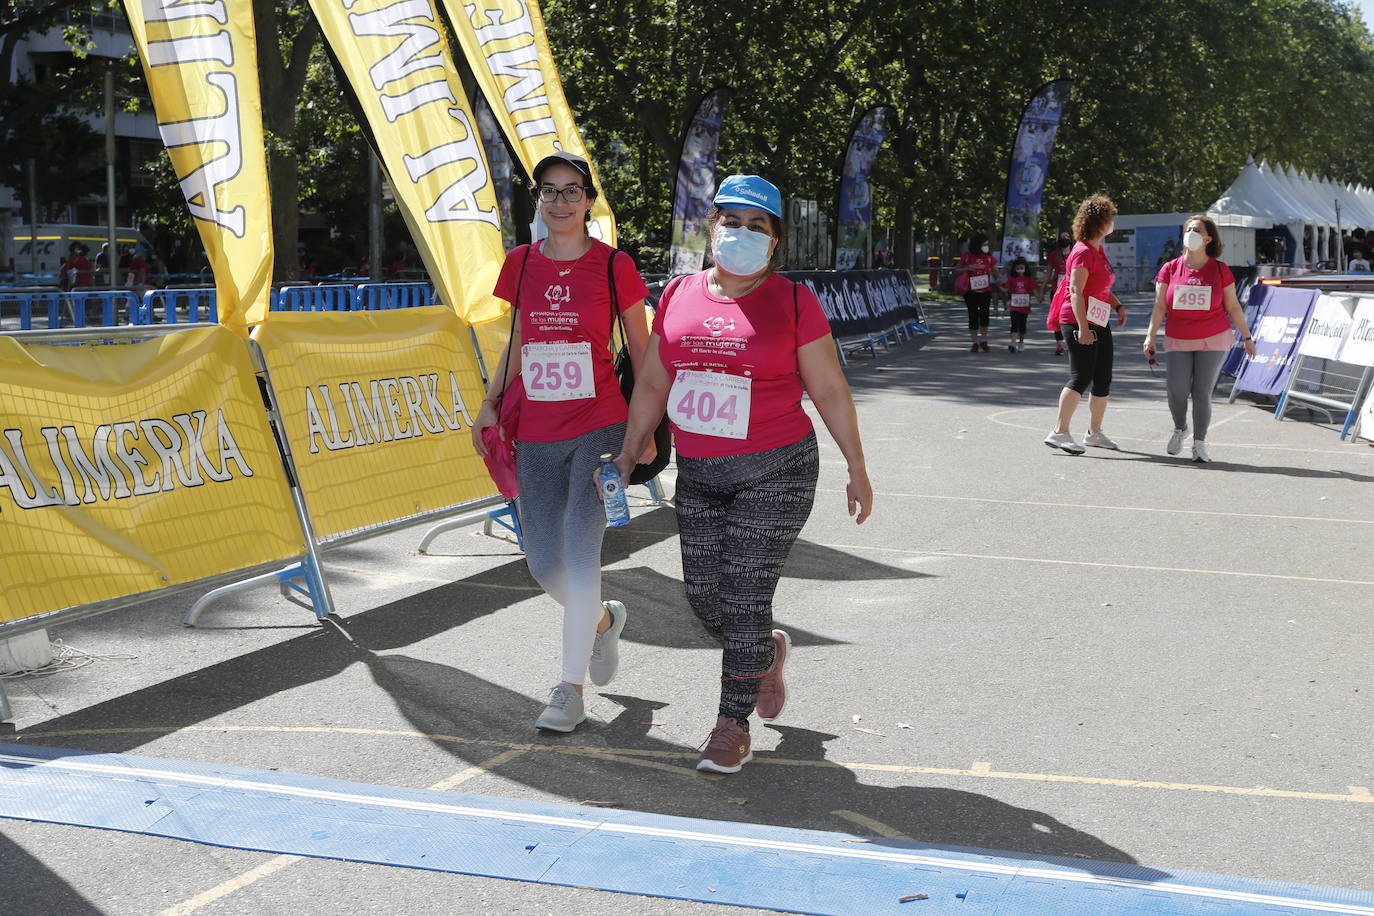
[599,453,614,461]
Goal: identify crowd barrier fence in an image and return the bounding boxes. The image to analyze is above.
[1226,284,1374,442]
[1275,294,1374,439]
[0,323,333,722]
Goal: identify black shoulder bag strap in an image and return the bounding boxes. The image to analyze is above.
[494,245,532,416]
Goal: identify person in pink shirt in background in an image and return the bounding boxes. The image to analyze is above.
[1043,195,1127,455]
[611,174,872,776]
[1144,214,1257,463]
[956,232,1001,352]
[1003,256,1037,352]
[1043,230,1072,355]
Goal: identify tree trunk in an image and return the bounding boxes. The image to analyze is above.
[252,0,317,281]
[268,147,300,281]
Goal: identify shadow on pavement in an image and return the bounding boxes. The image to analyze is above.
[1113,449,1374,481]
[0,830,105,915]
[358,650,1167,880]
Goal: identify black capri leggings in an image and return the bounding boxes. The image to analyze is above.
[1063,323,1113,397]
[964,291,992,330]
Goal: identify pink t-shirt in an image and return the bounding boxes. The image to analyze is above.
[1005,275,1037,310]
[959,252,997,284]
[493,240,650,442]
[1154,255,1235,340]
[1052,241,1115,325]
[652,272,831,458]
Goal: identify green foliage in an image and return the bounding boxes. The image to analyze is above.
[541,0,1374,261]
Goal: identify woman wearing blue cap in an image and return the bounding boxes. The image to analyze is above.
[471,151,654,733]
[610,174,873,774]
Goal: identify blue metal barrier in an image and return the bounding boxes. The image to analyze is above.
[356,282,433,310]
[273,283,360,312]
[139,288,217,324]
[1,289,141,330]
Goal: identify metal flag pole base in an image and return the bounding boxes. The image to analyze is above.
[416,500,523,554]
[183,553,331,628]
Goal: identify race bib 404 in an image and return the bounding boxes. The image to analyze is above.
[669,369,751,439]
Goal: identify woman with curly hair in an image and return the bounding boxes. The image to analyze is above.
[1044,195,1127,454]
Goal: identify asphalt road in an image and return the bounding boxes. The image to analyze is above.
[4,293,1372,915]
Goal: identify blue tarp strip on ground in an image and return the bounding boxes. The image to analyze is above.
[1,744,1372,915]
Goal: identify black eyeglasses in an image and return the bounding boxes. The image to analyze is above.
[537,185,587,203]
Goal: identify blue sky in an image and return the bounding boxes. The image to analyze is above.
[1352,0,1374,31]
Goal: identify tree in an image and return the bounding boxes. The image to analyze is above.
[253,0,318,280]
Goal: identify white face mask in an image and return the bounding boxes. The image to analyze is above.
[713,225,773,276]
[981,245,990,254]
[1183,230,1205,251]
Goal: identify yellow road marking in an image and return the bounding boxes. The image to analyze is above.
[831,809,913,841]
[809,543,1374,587]
[428,747,529,792]
[155,746,527,915]
[970,761,992,774]
[815,489,1374,526]
[10,725,1372,807]
[157,854,301,916]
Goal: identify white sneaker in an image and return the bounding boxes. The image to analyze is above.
[589,600,626,687]
[535,683,586,732]
[1043,431,1085,454]
[1167,428,1187,456]
[1084,430,1119,450]
[1192,440,1211,463]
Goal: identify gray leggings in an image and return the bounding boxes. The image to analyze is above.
[1165,349,1227,439]
[516,422,626,685]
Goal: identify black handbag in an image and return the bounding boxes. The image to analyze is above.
[607,249,671,485]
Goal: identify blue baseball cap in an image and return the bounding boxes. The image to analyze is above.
[713,174,782,218]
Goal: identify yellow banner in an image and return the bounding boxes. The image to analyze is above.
[0,328,303,624]
[310,0,508,328]
[253,308,496,539]
[443,0,617,243]
[124,0,274,338]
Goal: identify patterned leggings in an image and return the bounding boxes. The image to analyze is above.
[674,432,819,726]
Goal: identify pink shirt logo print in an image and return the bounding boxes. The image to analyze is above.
[544,284,572,310]
[702,316,736,337]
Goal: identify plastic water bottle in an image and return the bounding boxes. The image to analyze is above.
[598,453,630,528]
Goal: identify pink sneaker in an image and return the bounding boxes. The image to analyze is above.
[755,629,791,721]
[696,716,753,774]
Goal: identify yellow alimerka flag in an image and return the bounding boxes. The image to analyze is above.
[310,0,508,328]
[0,328,303,624]
[252,307,495,539]
[124,0,274,338]
[442,0,616,244]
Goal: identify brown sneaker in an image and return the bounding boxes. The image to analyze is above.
[696,716,753,774]
[755,629,790,721]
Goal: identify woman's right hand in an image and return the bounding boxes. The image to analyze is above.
[1143,334,1156,356]
[471,401,497,457]
[1077,327,1095,346]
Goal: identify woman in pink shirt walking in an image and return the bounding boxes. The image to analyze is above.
[1043,196,1128,454]
[471,152,654,733]
[1144,215,1256,463]
[611,175,872,775]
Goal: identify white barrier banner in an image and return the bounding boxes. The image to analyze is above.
[1358,385,1374,440]
[1339,297,1374,367]
[1298,295,1355,360]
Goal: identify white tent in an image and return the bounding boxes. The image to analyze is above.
[1209,158,1311,266]
[1207,158,1374,268]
